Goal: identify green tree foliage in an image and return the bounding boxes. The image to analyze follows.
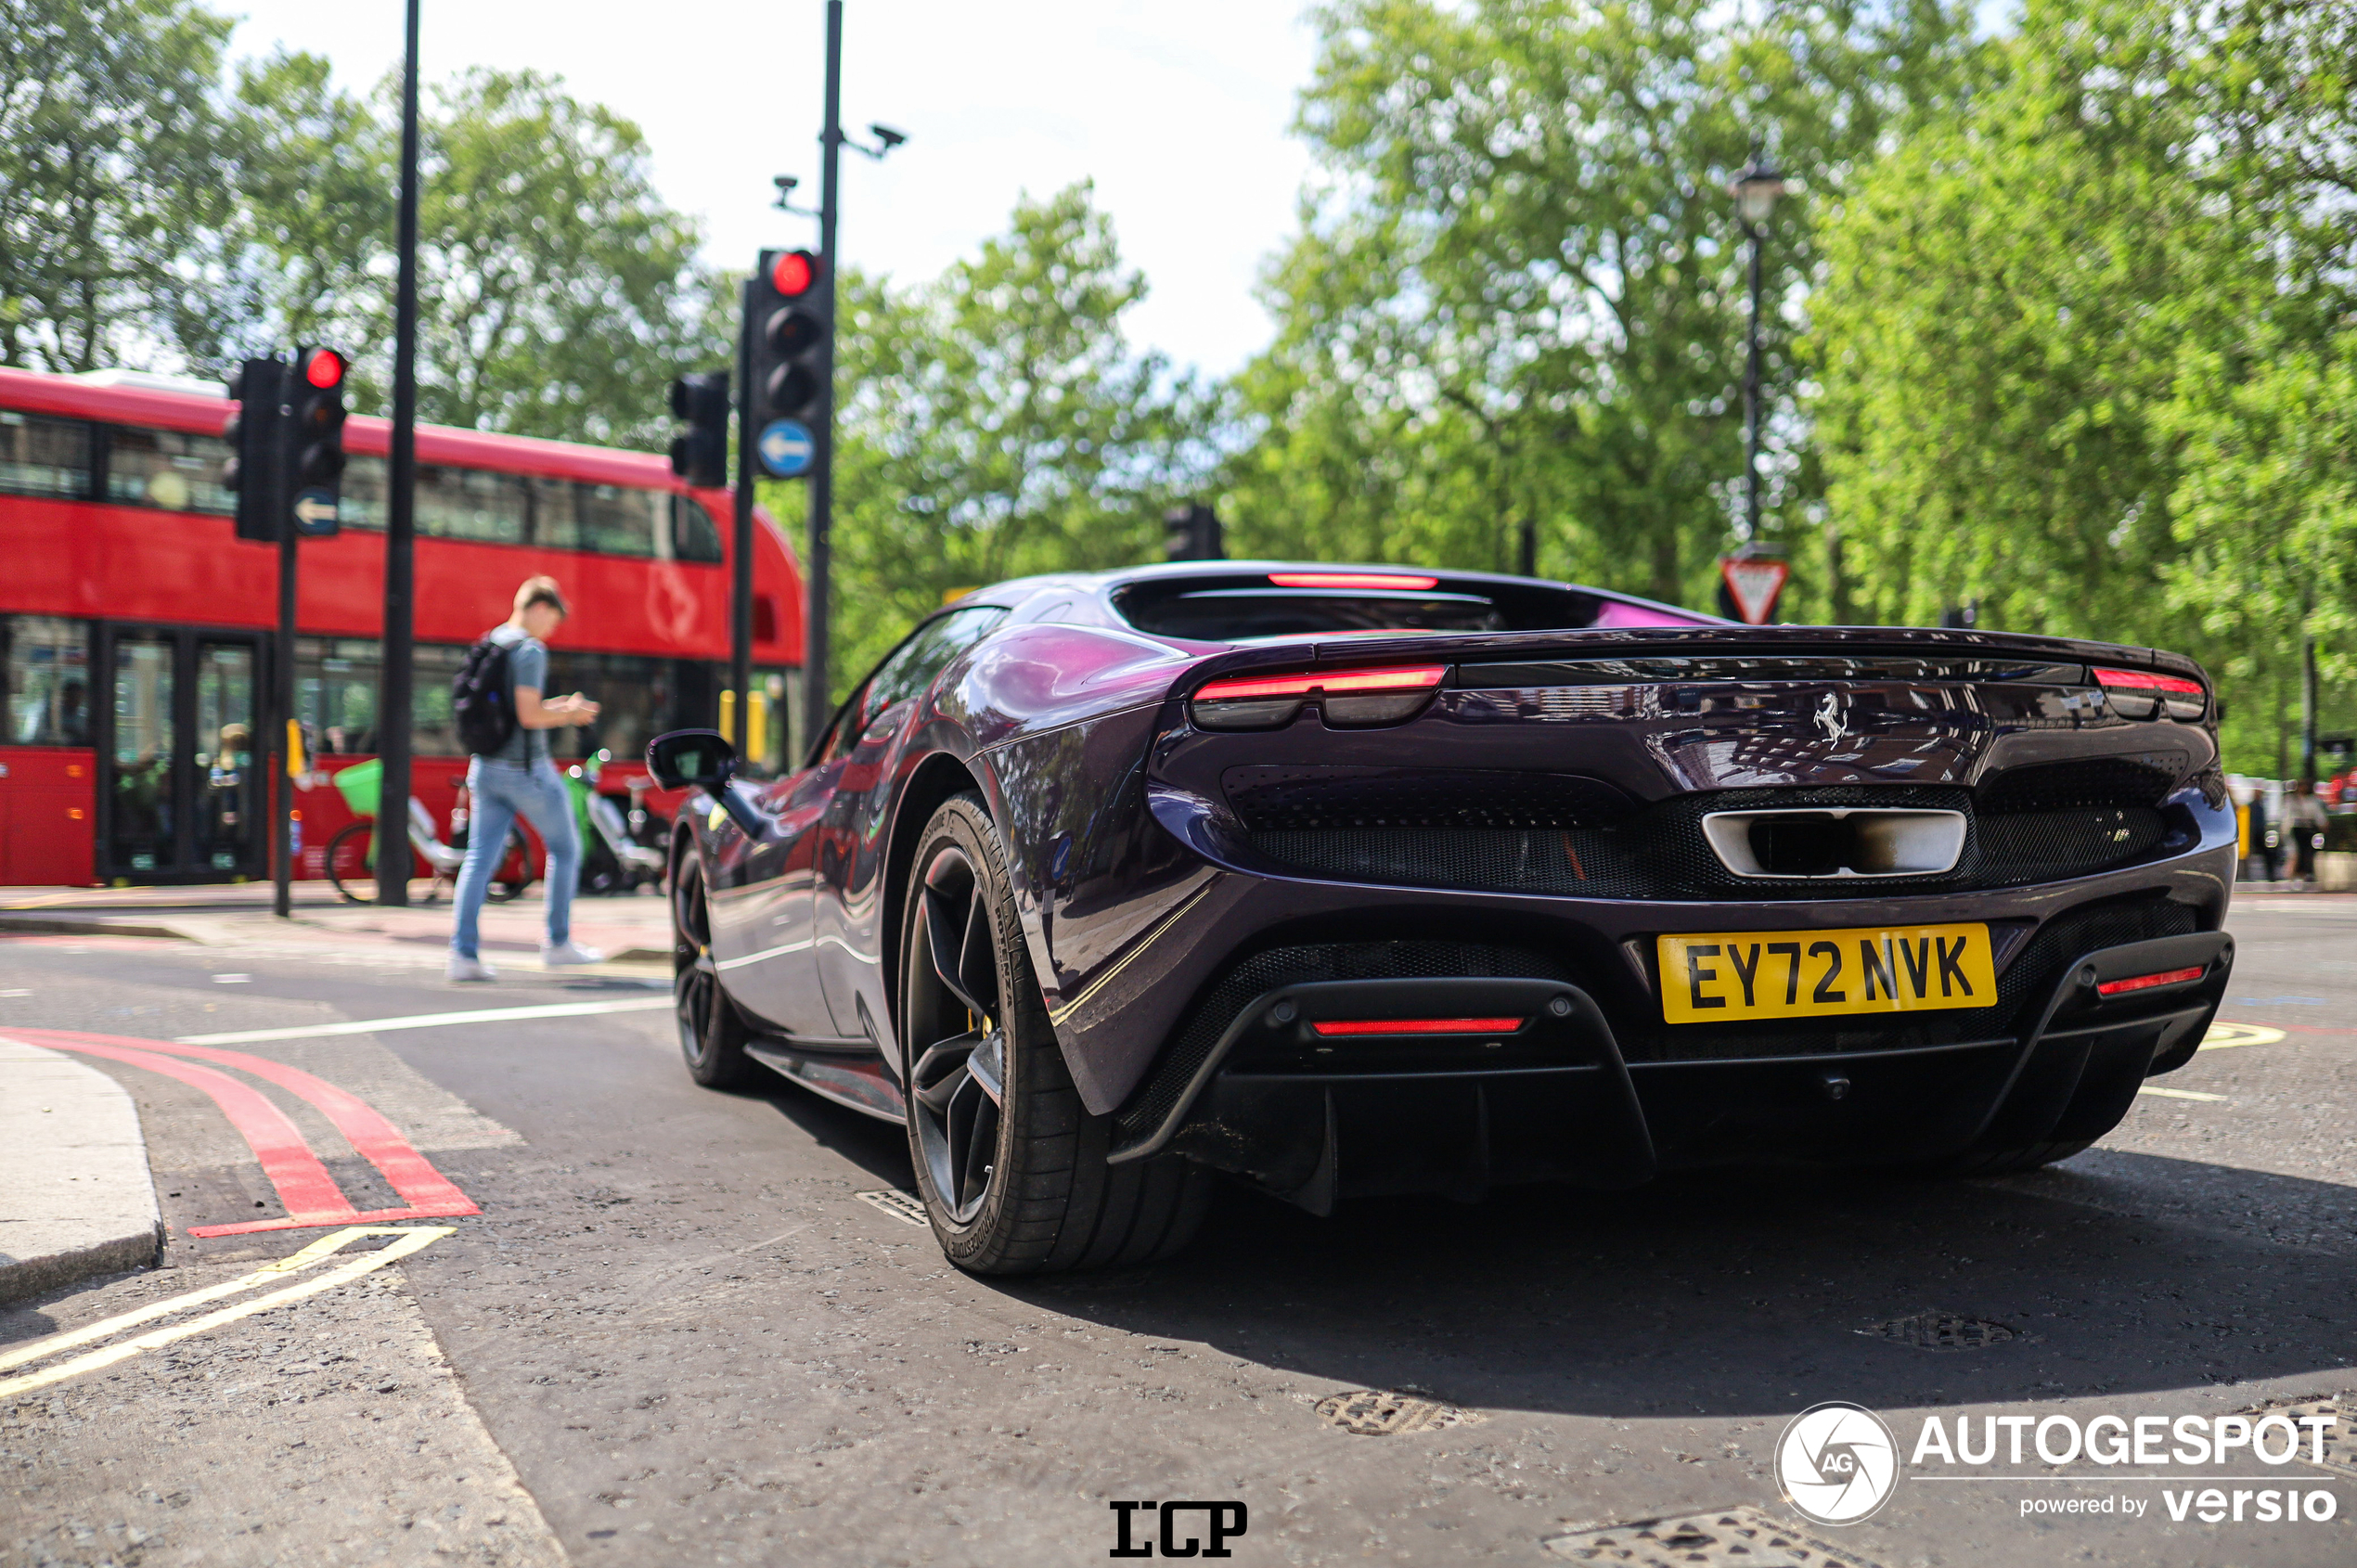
[1223,0,1984,609]
[197,63,715,448]
[1811,0,2357,769]
[0,0,236,370]
[784,184,1218,700]
[2,0,716,450]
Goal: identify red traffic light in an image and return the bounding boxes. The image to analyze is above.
[301,349,346,389]
[770,250,818,297]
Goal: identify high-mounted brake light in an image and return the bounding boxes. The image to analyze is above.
[1266,572,1441,591]
[2091,665,2206,721]
[2094,965,2206,997]
[1189,663,1447,731]
[2092,667,2205,696]
[1310,1017,1525,1037]
[1195,665,1446,702]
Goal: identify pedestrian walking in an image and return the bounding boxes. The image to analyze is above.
[446,577,605,982]
[2286,778,2329,890]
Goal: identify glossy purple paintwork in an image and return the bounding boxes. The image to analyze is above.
[681,563,2234,1133]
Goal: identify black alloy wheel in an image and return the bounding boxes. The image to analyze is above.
[905,840,1007,1224]
[898,794,1212,1274]
[672,843,753,1087]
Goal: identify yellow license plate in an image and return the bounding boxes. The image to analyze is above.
[1657,923,1997,1023]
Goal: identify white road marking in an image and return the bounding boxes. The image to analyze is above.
[2200,1021,2288,1050]
[175,995,674,1045]
[213,973,251,984]
[0,1227,452,1397]
[0,988,30,997]
[2140,1086,2229,1102]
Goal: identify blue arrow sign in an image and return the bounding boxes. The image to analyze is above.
[757,418,814,478]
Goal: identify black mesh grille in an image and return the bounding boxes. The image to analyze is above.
[1113,940,1570,1144]
[1622,894,2201,1061]
[1978,757,2179,813]
[1226,766,1631,830]
[1243,780,2171,899]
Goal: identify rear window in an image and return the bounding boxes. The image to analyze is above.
[1113,573,1713,641]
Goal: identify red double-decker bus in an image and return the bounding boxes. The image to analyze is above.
[0,365,804,887]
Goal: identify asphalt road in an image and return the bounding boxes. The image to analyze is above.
[3,895,2352,1568]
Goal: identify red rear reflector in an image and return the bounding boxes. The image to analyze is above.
[1195,664,1445,702]
[2092,666,2204,697]
[1267,572,1440,591]
[1309,1017,1524,1037]
[2094,965,2205,997]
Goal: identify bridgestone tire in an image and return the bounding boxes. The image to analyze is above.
[674,842,757,1090]
[900,793,1211,1275]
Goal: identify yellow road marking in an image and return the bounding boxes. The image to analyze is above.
[2200,1021,2287,1050]
[0,1227,451,1397]
[2140,1086,2229,1102]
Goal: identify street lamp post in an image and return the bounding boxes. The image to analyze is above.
[1728,158,1787,541]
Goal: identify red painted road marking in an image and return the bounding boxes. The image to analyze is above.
[6,1028,479,1236]
[7,1034,357,1227]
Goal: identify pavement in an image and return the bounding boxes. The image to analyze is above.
[0,1038,160,1305]
[1,884,2351,1567]
[0,882,666,1312]
[0,880,675,967]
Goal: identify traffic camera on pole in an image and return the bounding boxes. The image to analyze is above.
[288,347,346,536]
[225,357,289,543]
[746,248,827,480]
[668,370,731,489]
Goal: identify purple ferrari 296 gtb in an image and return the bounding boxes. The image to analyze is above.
[645,563,2235,1274]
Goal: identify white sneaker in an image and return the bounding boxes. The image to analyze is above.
[446,954,498,983]
[540,940,607,968]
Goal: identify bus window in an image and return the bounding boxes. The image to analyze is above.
[296,637,381,754]
[515,475,570,548]
[577,483,663,558]
[672,495,723,563]
[338,454,386,530]
[4,616,91,747]
[417,466,527,544]
[0,412,94,500]
[108,427,234,516]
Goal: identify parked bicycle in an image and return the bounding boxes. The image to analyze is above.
[323,761,533,906]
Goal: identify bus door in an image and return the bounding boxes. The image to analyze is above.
[96,624,267,882]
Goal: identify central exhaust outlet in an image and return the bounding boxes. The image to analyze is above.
[1700,807,1966,880]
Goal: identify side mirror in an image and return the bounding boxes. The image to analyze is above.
[647,729,737,791]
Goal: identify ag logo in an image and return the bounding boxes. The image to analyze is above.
[1776,1401,1899,1525]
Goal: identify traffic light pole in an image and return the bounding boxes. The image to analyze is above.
[273,505,299,919]
[802,0,844,748]
[730,281,755,757]
[380,0,422,906]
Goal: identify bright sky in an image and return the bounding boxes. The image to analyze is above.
[224,0,1323,379]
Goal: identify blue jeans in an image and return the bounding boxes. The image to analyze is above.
[452,756,578,959]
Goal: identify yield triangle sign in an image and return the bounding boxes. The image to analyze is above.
[1720,556,1790,624]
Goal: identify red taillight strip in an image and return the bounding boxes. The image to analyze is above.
[2092,666,2205,697]
[2094,965,2206,997]
[1309,1017,1525,1036]
[1194,664,1448,702]
[1267,572,1440,590]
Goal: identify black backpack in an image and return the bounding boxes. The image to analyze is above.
[453,637,517,756]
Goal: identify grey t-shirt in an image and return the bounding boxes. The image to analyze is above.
[485,623,550,765]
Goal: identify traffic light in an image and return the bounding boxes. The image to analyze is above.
[225,357,288,543]
[1165,503,1224,561]
[287,347,346,536]
[746,248,828,478]
[668,370,730,488]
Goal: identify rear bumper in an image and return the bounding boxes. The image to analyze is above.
[1118,931,2230,1211]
